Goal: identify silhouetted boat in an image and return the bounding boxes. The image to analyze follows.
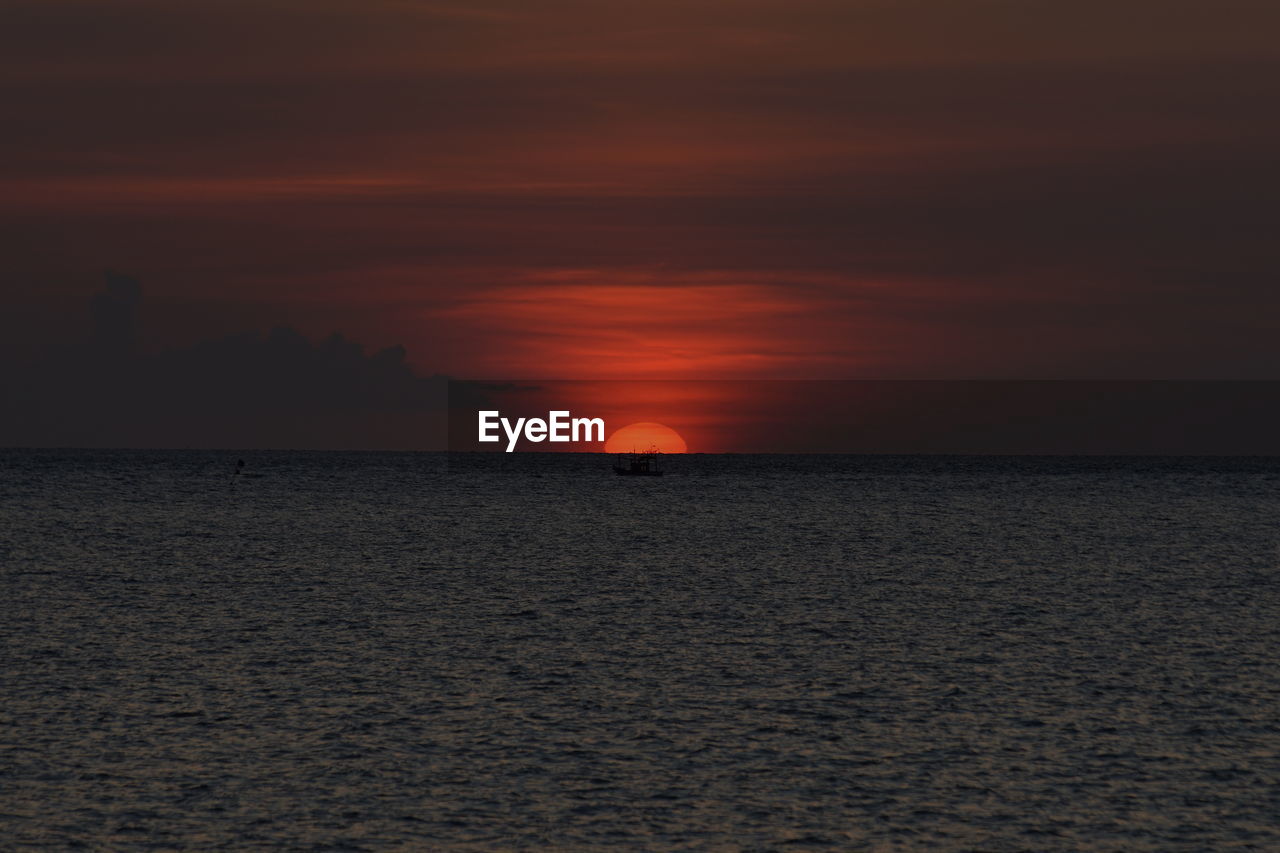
[613,449,663,476]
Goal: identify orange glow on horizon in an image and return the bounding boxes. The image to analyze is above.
[605,422,688,453]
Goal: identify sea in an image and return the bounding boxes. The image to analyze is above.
[2,449,1278,850]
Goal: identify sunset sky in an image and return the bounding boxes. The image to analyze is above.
[3,0,1279,448]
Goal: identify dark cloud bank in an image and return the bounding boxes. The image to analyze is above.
[3,272,447,450]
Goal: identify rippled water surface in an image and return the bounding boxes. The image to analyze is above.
[3,450,1279,850]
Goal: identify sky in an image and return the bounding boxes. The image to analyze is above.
[3,0,1279,449]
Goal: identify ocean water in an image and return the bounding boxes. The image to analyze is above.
[2,450,1279,850]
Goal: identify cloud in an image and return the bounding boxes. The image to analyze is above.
[1,273,448,449]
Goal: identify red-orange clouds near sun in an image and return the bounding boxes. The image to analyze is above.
[439,269,907,380]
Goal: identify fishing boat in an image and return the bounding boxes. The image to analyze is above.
[613,448,664,476]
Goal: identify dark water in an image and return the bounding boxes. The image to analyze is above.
[2,450,1279,850]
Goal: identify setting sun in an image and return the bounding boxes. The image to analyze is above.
[605,422,688,453]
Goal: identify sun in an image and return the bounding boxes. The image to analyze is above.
[605,422,688,453]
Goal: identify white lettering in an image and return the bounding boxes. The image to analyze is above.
[478,411,500,442]
[549,410,570,441]
[502,417,526,452]
[480,410,606,451]
[573,417,604,442]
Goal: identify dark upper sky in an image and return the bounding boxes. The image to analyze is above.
[3,1,1279,447]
